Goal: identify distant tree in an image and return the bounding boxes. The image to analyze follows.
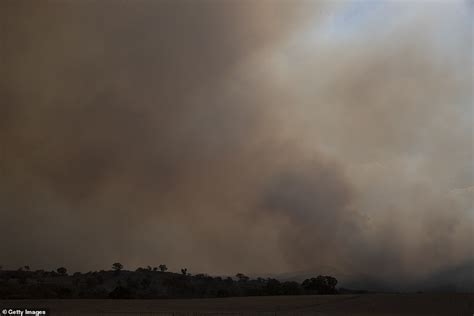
[141,277,152,289]
[86,276,99,288]
[159,264,168,272]
[181,268,187,275]
[146,265,152,271]
[109,286,133,299]
[153,267,158,272]
[281,281,302,295]
[56,287,73,298]
[126,277,139,290]
[224,277,234,286]
[18,275,27,285]
[325,276,338,290]
[57,267,67,276]
[217,289,230,297]
[302,275,338,294]
[73,277,81,287]
[235,273,249,282]
[265,278,281,295]
[24,265,30,271]
[112,262,123,274]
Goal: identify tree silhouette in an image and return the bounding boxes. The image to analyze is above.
[141,277,152,289]
[0,262,340,299]
[112,262,123,271]
[57,267,67,276]
[325,276,338,289]
[159,264,168,272]
[109,285,132,299]
[302,275,338,294]
[235,273,249,282]
[112,262,123,275]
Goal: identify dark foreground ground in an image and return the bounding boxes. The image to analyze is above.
[1,294,473,316]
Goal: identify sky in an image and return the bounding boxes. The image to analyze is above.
[1,0,472,290]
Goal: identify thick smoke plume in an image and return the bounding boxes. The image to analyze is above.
[1,0,472,289]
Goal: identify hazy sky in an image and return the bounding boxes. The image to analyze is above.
[1,0,472,288]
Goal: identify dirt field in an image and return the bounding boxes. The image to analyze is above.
[1,294,473,316]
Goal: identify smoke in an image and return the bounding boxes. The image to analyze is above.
[1,0,472,288]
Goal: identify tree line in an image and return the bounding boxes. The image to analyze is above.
[0,263,338,299]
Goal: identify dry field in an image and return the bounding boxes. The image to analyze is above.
[1,294,473,316]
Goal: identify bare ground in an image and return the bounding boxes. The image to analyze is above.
[1,294,473,316]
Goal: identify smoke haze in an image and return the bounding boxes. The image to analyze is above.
[1,0,472,289]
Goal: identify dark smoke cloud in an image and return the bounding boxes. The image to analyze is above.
[261,158,362,272]
[0,0,472,289]
[0,0,327,273]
